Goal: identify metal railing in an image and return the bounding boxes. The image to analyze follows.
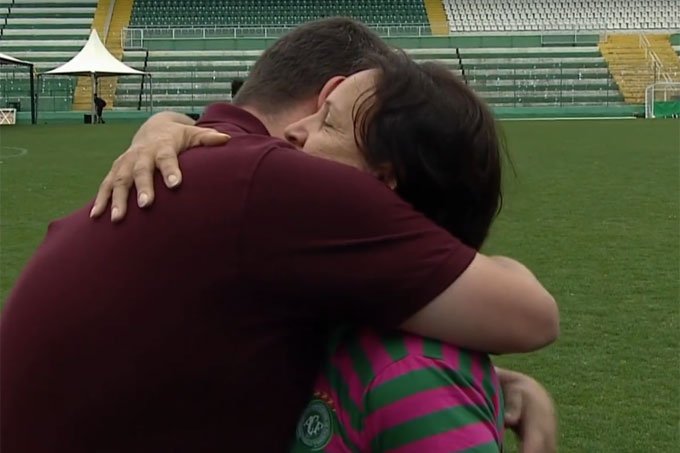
[137,49,149,110]
[0,65,639,112]
[465,65,622,107]
[0,73,74,112]
[122,24,433,48]
[539,32,602,46]
[639,33,672,83]
[103,0,116,44]
[123,26,680,50]
[111,64,627,111]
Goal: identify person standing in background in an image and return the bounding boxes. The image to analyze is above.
[94,95,107,124]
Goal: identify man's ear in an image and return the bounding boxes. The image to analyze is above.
[317,76,346,109]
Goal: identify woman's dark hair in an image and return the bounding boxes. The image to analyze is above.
[355,52,505,250]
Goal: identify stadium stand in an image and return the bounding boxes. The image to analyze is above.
[599,33,680,103]
[118,0,429,110]
[3,0,674,115]
[129,0,430,27]
[422,0,450,35]
[116,49,253,110]
[119,0,658,110]
[116,42,622,111]
[444,0,680,33]
[0,0,96,111]
[459,46,621,106]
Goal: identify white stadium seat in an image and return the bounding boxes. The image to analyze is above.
[442,0,680,33]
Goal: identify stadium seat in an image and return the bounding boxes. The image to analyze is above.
[128,0,430,28]
[443,0,680,33]
[118,0,430,111]
[0,0,97,111]
[116,0,635,109]
[116,42,625,111]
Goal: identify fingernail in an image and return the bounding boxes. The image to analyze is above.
[111,207,120,221]
[167,174,179,187]
[89,207,97,218]
[138,193,149,207]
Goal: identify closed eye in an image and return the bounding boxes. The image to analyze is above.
[322,101,335,129]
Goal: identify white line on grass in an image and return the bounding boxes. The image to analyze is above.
[0,146,29,159]
[501,116,639,122]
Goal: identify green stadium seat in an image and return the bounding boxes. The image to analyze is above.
[129,0,430,28]
[117,42,624,111]
[0,0,97,111]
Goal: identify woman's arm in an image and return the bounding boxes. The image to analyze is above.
[90,111,229,221]
[402,253,558,353]
[496,368,558,453]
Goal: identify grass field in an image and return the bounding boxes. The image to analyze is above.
[1,119,678,451]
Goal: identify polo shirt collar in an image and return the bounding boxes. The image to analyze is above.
[198,102,271,136]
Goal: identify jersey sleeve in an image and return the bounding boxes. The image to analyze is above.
[361,355,501,453]
[240,146,476,328]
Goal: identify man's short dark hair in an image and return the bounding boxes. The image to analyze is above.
[230,79,244,98]
[234,18,392,113]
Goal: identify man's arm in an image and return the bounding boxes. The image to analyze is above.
[240,148,558,353]
[402,253,558,353]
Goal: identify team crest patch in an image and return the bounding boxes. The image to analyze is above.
[296,399,333,451]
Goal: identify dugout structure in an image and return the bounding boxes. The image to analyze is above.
[38,30,153,123]
[0,52,36,125]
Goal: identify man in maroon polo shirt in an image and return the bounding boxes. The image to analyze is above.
[1,19,557,452]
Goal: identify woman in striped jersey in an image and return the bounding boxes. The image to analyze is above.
[286,53,531,452]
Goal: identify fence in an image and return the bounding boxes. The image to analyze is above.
[0,70,75,113]
[465,65,621,106]
[122,24,434,48]
[114,63,625,112]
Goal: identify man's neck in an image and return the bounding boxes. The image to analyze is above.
[241,105,286,139]
[240,101,315,140]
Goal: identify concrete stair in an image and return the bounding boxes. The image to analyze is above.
[600,34,654,104]
[423,0,449,36]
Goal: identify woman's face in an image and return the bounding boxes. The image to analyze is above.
[283,69,378,171]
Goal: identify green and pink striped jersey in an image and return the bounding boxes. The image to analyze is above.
[292,328,504,453]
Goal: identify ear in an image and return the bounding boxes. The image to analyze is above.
[373,163,397,190]
[316,76,346,109]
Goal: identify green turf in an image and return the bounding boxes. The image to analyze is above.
[0,119,679,451]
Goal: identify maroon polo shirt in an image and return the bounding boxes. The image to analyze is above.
[1,103,475,452]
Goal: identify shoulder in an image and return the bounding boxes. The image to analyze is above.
[254,144,398,197]
[333,329,464,397]
[244,145,422,229]
[362,331,493,394]
[334,329,483,384]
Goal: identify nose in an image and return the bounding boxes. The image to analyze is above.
[283,121,308,148]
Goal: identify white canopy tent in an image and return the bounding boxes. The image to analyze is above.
[0,52,36,124]
[37,30,152,122]
[0,52,32,66]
